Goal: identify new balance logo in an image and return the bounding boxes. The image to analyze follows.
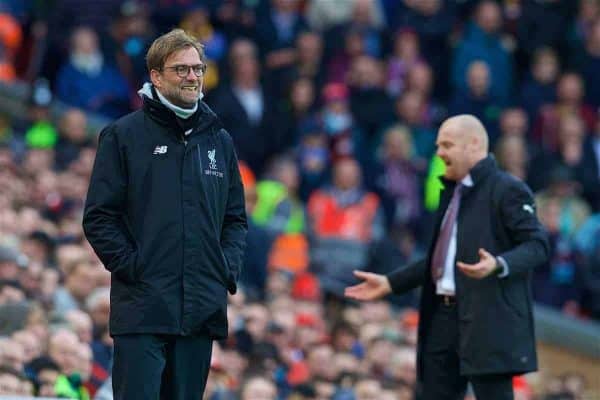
[522,204,534,214]
[153,145,168,155]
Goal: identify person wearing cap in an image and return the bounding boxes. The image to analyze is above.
[320,82,365,165]
[83,29,247,399]
[346,115,549,399]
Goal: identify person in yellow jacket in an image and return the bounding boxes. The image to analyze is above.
[54,373,90,400]
[253,155,305,234]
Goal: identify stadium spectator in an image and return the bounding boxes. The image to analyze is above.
[394,90,437,159]
[54,108,92,171]
[452,0,513,102]
[0,13,22,82]
[319,82,366,165]
[56,27,131,119]
[291,31,325,92]
[256,0,307,71]
[277,77,318,154]
[366,124,426,232]
[567,0,600,63]
[404,62,446,128]
[103,1,154,96]
[210,38,279,174]
[240,375,277,400]
[449,60,503,144]
[16,78,58,153]
[179,5,226,95]
[495,134,529,182]
[385,27,423,98]
[519,47,559,124]
[307,0,384,33]
[326,27,367,84]
[253,155,305,235]
[529,114,598,208]
[308,157,384,296]
[0,366,22,395]
[532,72,597,152]
[516,0,575,63]
[53,259,96,317]
[394,0,455,100]
[348,55,395,142]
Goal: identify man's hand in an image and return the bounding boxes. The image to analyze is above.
[344,270,392,301]
[457,248,498,279]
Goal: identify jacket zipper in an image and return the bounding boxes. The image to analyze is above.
[180,133,187,333]
[197,144,227,285]
[211,135,230,283]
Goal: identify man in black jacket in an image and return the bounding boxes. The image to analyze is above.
[82,29,247,400]
[345,114,549,399]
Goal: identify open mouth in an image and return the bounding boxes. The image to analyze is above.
[181,86,198,93]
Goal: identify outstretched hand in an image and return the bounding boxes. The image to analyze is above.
[344,270,392,301]
[457,248,498,279]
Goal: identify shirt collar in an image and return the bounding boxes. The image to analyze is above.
[461,174,474,187]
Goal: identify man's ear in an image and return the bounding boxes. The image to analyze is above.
[470,135,480,150]
[150,69,161,88]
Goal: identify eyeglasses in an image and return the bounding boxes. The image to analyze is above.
[162,64,207,78]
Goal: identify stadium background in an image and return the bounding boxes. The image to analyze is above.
[0,0,599,399]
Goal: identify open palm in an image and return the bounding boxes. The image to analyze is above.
[344,270,392,301]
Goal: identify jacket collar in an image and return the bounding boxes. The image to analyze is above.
[141,88,221,137]
[439,154,497,189]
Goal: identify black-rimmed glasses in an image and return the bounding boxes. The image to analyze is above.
[162,64,207,78]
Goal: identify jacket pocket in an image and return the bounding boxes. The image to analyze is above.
[499,282,526,318]
[219,247,237,294]
[113,250,140,284]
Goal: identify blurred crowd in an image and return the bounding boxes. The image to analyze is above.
[0,0,599,398]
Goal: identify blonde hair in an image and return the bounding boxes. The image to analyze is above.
[146,29,205,73]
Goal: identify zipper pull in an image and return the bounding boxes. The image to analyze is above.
[183,128,193,146]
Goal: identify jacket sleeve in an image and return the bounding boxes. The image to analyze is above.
[82,125,138,283]
[221,132,248,294]
[386,258,427,294]
[496,178,550,278]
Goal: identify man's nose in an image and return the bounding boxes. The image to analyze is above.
[185,67,197,79]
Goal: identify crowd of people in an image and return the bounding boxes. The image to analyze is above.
[0,0,599,398]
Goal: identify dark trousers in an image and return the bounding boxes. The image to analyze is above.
[418,298,514,400]
[112,334,213,400]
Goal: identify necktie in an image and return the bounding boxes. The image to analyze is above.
[431,184,463,281]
